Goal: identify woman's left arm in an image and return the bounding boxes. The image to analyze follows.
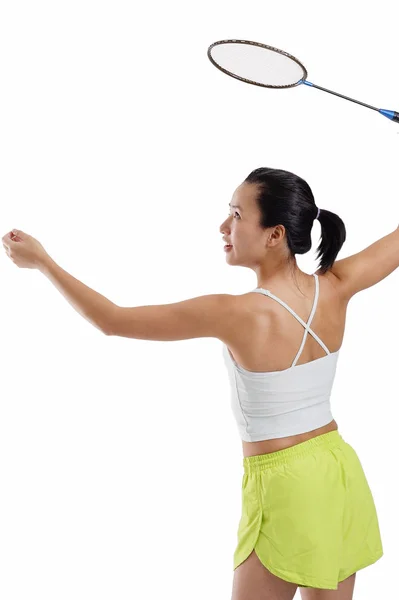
[2,228,239,341]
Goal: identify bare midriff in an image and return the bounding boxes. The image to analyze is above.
[241,419,339,458]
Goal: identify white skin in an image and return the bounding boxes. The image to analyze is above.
[219,181,311,291]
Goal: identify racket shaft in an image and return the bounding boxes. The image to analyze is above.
[305,81,399,123]
[304,81,379,111]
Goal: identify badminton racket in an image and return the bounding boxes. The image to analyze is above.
[207,39,399,124]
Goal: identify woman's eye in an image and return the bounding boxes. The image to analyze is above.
[228,212,240,219]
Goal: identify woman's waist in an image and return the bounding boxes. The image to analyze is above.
[242,419,339,458]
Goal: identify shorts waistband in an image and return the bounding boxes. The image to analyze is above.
[243,430,345,474]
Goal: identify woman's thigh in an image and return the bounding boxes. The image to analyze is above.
[231,549,298,600]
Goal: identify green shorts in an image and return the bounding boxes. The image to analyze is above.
[234,430,383,590]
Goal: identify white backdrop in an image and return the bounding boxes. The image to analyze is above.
[1,0,398,598]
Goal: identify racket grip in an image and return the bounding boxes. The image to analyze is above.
[393,112,399,123]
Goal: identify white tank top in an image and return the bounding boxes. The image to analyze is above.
[222,273,340,442]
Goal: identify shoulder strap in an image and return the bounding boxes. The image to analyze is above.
[251,274,330,362]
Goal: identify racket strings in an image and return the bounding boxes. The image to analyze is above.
[209,42,306,88]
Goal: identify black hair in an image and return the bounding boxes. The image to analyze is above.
[244,167,346,275]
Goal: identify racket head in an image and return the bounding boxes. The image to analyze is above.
[207,39,308,89]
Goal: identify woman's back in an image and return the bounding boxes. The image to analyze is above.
[223,269,347,457]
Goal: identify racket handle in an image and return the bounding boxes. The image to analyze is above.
[379,109,399,123]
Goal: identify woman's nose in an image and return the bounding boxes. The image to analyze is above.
[220,217,231,232]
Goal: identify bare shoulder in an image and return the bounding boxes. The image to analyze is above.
[310,268,350,312]
[314,267,343,295]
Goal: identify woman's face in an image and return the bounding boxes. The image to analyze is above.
[219,182,271,268]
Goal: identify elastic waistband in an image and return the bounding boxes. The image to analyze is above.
[243,430,345,474]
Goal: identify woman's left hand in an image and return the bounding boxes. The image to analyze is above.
[2,229,50,270]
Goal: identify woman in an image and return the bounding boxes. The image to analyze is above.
[3,167,393,599]
[221,167,388,600]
